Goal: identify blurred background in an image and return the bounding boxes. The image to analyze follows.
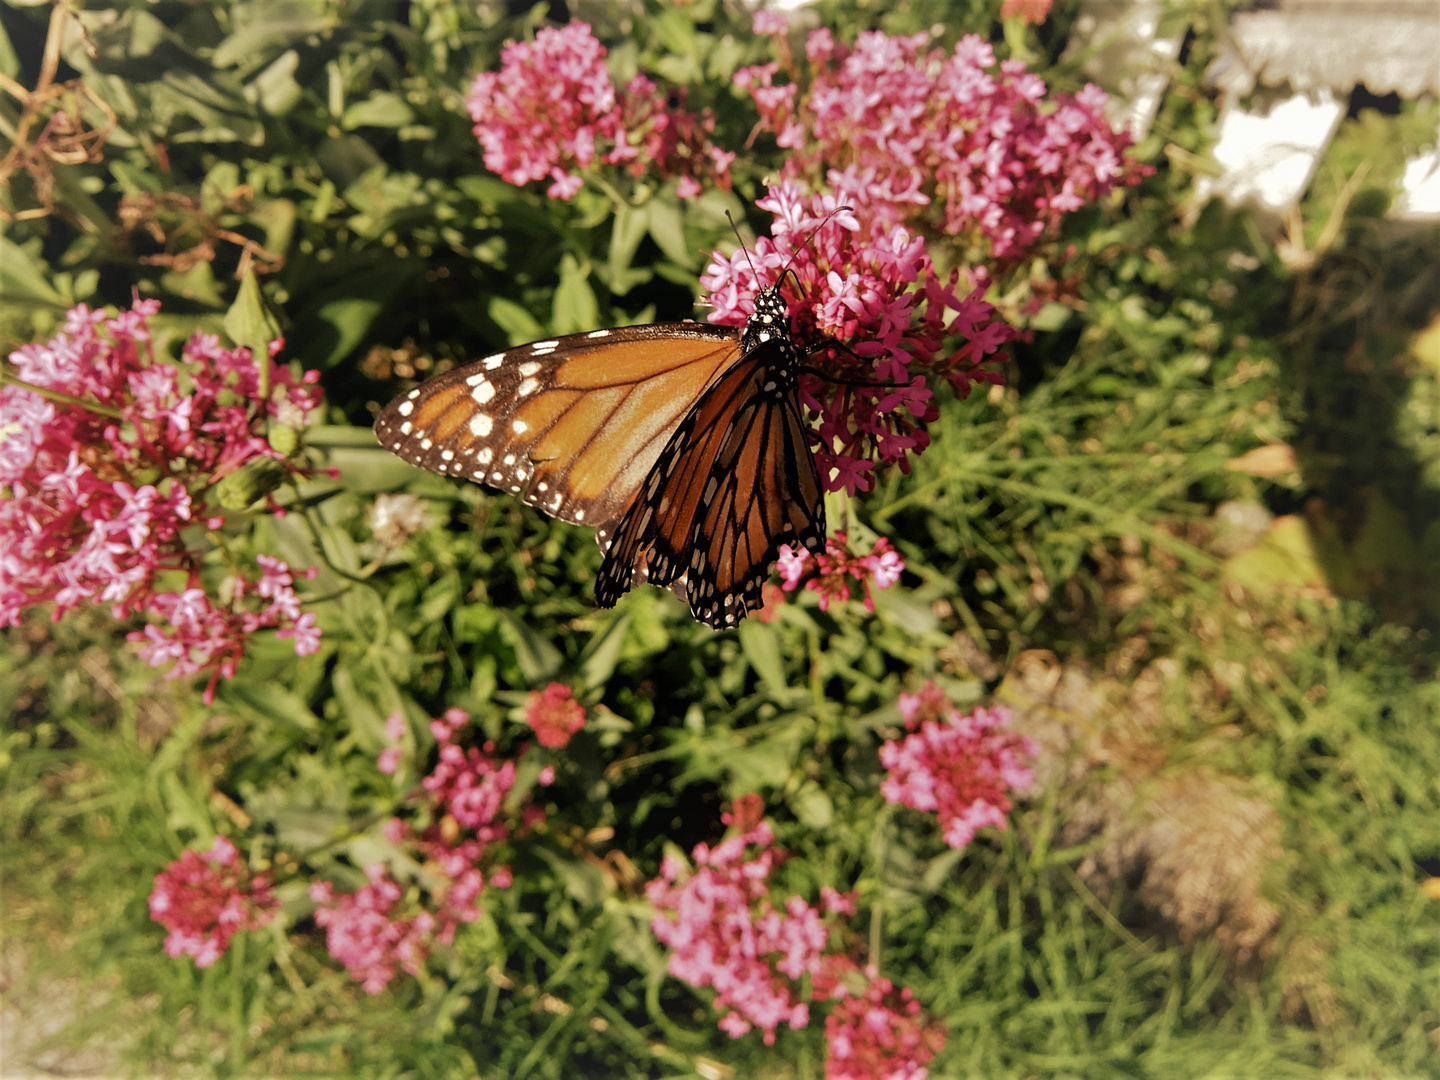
[3,0,1440,1075]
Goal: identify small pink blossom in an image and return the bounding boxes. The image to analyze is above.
[646,803,857,1045]
[467,22,730,200]
[1001,0,1053,23]
[734,28,1144,264]
[880,690,1036,850]
[524,682,586,749]
[314,709,523,992]
[701,182,1010,493]
[149,836,276,968]
[824,976,947,1080]
[772,532,905,613]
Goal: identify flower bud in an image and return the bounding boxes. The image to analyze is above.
[214,457,287,510]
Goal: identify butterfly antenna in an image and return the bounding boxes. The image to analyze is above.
[725,210,764,288]
[776,204,854,288]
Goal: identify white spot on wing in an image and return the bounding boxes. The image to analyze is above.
[531,340,559,352]
[471,381,496,405]
[398,400,414,416]
[478,448,493,464]
[587,329,610,338]
[469,413,493,437]
[517,377,539,397]
[512,419,527,433]
[400,422,412,435]
[407,389,420,399]
[483,354,504,370]
[518,361,542,377]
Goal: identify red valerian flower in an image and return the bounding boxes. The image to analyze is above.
[0,299,324,701]
[701,181,1010,494]
[645,798,947,1076]
[879,688,1037,850]
[1001,0,1054,24]
[775,531,904,612]
[824,976,948,1080]
[313,709,521,993]
[646,813,856,1044]
[149,836,276,968]
[736,28,1144,265]
[524,682,587,748]
[466,22,731,200]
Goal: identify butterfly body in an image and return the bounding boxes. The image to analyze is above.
[375,284,825,628]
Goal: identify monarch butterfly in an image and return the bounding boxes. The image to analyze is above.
[374,283,826,628]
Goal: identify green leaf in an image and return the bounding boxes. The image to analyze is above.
[499,611,564,684]
[249,48,302,115]
[646,197,693,269]
[489,296,545,345]
[577,612,631,693]
[332,667,388,752]
[552,254,600,335]
[738,620,790,700]
[212,0,330,69]
[342,91,416,130]
[0,236,66,310]
[223,267,281,360]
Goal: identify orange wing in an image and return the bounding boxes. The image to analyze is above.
[374,323,743,529]
[594,342,826,627]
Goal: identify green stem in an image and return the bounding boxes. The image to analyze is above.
[0,369,124,419]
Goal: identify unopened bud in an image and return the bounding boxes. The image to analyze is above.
[214,457,287,510]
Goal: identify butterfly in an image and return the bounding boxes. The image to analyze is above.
[374,283,826,628]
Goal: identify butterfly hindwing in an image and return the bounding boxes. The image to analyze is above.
[374,323,742,529]
[594,338,826,628]
[688,388,826,627]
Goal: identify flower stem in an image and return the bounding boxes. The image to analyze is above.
[0,368,124,419]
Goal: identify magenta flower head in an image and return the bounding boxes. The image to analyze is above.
[824,975,947,1080]
[736,28,1146,266]
[148,836,277,968]
[701,181,1011,494]
[774,531,906,613]
[646,800,860,1046]
[1,300,325,702]
[880,689,1037,850]
[523,682,587,749]
[467,22,731,201]
[314,708,524,993]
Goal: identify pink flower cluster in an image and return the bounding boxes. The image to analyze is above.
[524,681,587,748]
[825,976,947,1080]
[148,836,277,968]
[771,531,904,615]
[879,685,1036,850]
[0,299,324,700]
[647,812,855,1043]
[310,708,518,993]
[701,181,1011,494]
[647,798,946,1077]
[739,26,1141,263]
[467,22,733,201]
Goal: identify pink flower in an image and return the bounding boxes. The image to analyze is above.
[646,804,857,1045]
[314,708,522,992]
[377,747,402,775]
[824,976,947,1080]
[753,9,790,35]
[734,29,1144,265]
[311,868,433,994]
[149,836,276,968]
[879,690,1036,850]
[524,682,586,749]
[1001,0,1053,23]
[467,22,731,201]
[700,181,1010,493]
[772,532,905,613]
[1,299,324,699]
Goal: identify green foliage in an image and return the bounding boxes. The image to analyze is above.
[5,0,1440,1076]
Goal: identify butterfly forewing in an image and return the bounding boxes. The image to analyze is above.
[374,324,742,528]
